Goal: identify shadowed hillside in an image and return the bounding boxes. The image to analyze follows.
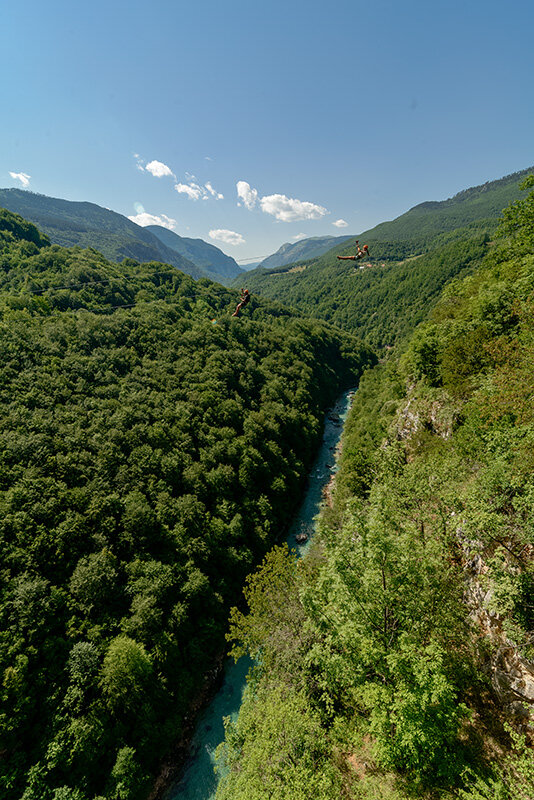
[0,189,212,281]
[146,224,243,283]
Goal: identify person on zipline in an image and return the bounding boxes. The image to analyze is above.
[337,241,370,260]
[232,288,251,317]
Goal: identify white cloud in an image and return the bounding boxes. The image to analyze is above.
[333,219,348,228]
[209,229,245,246]
[175,182,204,200]
[9,171,31,188]
[145,160,175,178]
[175,180,223,201]
[260,193,328,222]
[205,182,224,199]
[236,180,258,210]
[128,212,177,230]
[292,232,307,241]
[237,180,328,222]
[134,154,175,179]
[135,156,222,200]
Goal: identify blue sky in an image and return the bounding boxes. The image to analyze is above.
[2,0,533,262]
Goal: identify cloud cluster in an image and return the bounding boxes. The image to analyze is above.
[175,180,223,201]
[9,171,31,188]
[332,219,348,228]
[209,229,245,246]
[175,182,204,201]
[136,156,176,181]
[205,182,224,199]
[260,194,327,222]
[128,212,177,230]
[135,155,223,201]
[236,180,328,222]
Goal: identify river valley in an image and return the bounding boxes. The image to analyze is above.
[165,388,355,800]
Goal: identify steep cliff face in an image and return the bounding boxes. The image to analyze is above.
[461,533,534,723]
[212,178,534,800]
[394,388,460,442]
[391,388,534,728]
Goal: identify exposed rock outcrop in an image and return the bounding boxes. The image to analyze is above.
[459,530,534,726]
[394,388,460,441]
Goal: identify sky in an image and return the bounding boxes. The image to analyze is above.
[2,0,533,263]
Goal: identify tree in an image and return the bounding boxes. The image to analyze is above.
[227,545,309,681]
[100,636,152,711]
[109,747,150,800]
[216,684,341,800]
[498,175,534,253]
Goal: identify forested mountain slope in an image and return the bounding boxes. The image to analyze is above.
[354,164,534,244]
[243,234,490,348]
[0,209,375,800]
[0,189,212,282]
[254,166,529,274]
[146,224,243,283]
[216,177,534,799]
[240,167,533,347]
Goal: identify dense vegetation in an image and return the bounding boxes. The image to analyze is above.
[216,178,534,799]
[0,208,374,800]
[242,234,489,348]
[240,167,533,348]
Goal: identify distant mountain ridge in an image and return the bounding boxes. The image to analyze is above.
[0,189,241,284]
[244,167,534,281]
[259,234,352,269]
[146,224,242,282]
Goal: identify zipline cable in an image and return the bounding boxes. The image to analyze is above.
[20,269,179,295]
[2,268,238,316]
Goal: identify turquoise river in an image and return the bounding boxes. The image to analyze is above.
[166,388,355,800]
